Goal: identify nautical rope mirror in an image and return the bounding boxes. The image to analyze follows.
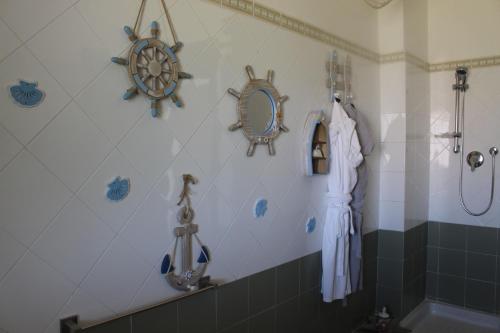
[111,0,192,117]
[228,66,289,156]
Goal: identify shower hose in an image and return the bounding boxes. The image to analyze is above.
[457,89,497,216]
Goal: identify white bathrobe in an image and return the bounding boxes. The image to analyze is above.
[322,101,363,302]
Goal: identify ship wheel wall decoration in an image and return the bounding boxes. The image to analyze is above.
[228,66,289,156]
[111,0,191,117]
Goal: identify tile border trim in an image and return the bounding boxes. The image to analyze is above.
[208,0,500,72]
[428,55,500,72]
[213,0,380,62]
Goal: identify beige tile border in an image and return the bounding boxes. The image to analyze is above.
[428,56,500,72]
[213,0,380,62]
[207,0,500,72]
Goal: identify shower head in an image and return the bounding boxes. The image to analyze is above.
[454,67,469,91]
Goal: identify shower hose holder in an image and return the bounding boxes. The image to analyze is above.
[161,174,210,291]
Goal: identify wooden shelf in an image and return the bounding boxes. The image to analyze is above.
[311,123,329,175]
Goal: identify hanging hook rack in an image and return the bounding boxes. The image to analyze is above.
[326,51,352,105]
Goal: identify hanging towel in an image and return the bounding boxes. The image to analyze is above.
[322,101,363,302]
[343,103,375,293]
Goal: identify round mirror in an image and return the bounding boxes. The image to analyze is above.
[228,65,289,156]
[246,89,275,135]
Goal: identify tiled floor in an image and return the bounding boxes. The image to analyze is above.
[410,313,498,333]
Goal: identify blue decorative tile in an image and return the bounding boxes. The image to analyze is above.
[305,217,316,234]
[106,177,130,202]
[9,80,45,108]
[254,198,268,218]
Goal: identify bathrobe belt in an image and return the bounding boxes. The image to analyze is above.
[326,192,355,277]
[326,192,355,236]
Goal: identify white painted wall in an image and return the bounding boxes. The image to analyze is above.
[377,0,404,55]
[428,0,500,63]
[0,0,381,331]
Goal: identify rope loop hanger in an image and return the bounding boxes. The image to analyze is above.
[111,0,192,118]
[133,0,179,45]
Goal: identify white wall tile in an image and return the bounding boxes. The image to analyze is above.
[213,221,261,279]
[0,229,26,281]
[0,125,22,171]
[120,187,176,266]
[127,267,182,311]
[27,8,110,97]
[212,88,246,147]
[381,113,406,143]
[75,64,146,146]
[188,0,235,37]
[160,41,235,144]
[118,115,182,185]
[233,184,278,243]
[0,252,75,333]
[380,142,406,172]
[0,47,71,144]
[0,0,384,328]
[32,198,115,284]
[76,0,141,56]
[195,185,237,250]
[0,151,71,246]
[214,142,271,210]
[81,237,152,313]
[0,0,71,42]
[259,149,296,207]
[380,171,405,203]
[380,62,406,114]
[186,112,236,180]
[54,288,114,327]
[77,149,151,233]
[379,200,405,232]
[214,14,265,76]
[155,149,210,207]
[0,19,20,62]
[29,102,113,192]
[166,0,211,64]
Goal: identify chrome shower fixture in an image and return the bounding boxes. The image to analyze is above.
[451,67,498,216]
[452,67,468,154]
[466,151,484,172]
[453,66,469,92]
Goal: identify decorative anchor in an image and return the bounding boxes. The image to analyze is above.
[161,174,210,291]
[111,0,192,118]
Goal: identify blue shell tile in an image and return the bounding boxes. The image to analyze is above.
[254,199,268,218]
[306,217,316,234]
[9,80,44,108]
[106,177,130,202]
